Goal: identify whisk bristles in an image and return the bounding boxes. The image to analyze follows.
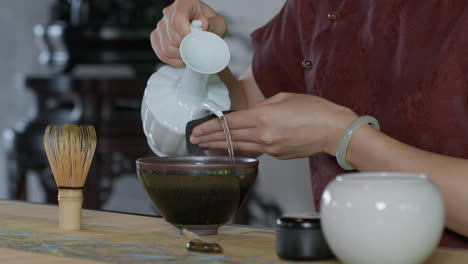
[44,124,97,189]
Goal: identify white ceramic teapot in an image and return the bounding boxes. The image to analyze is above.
[141,20,231,156]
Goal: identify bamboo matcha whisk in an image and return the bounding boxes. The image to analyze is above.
[43,124,97,230]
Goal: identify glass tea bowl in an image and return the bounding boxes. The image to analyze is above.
[136,156,258,235]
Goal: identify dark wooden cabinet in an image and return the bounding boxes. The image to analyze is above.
[3,0,170,209]
[4,75,154,209]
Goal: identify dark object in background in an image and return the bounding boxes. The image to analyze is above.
[276,214,335,261]
[185,110,235,155]
[35,0,173,75]
[4,0,172,210]
[4,76,153,209]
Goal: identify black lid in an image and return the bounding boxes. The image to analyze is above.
[276,213,321,230]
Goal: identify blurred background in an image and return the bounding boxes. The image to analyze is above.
[0,0,314,228]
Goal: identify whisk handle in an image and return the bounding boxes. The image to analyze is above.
[58,189,83,230]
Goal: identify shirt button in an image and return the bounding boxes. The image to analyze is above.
[328,11,340,22]
[301,59,312,69]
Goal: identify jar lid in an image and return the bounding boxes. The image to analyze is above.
[276,212,321,230]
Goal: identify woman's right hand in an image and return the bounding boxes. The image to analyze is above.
[151,0,227,66]
[190,92,358,160]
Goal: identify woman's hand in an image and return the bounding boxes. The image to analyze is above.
[190,92,358,159]
[150,0,227,66]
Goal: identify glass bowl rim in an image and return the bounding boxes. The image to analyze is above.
[136,156,259,170]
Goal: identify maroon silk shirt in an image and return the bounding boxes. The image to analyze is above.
[251,0,468,248]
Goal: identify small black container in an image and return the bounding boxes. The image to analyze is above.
[276,214,334,261]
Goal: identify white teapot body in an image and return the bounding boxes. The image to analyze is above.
[141,21,231,156]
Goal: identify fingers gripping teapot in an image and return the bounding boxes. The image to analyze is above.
[141,20,231,156]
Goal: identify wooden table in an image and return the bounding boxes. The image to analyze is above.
[0,200,466,263]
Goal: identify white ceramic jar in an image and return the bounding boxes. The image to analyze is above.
[320,172,445,264]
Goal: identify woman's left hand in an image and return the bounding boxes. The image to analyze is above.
[190,92,358,159]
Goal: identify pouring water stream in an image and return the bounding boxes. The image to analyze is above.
[203,100,235,163]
